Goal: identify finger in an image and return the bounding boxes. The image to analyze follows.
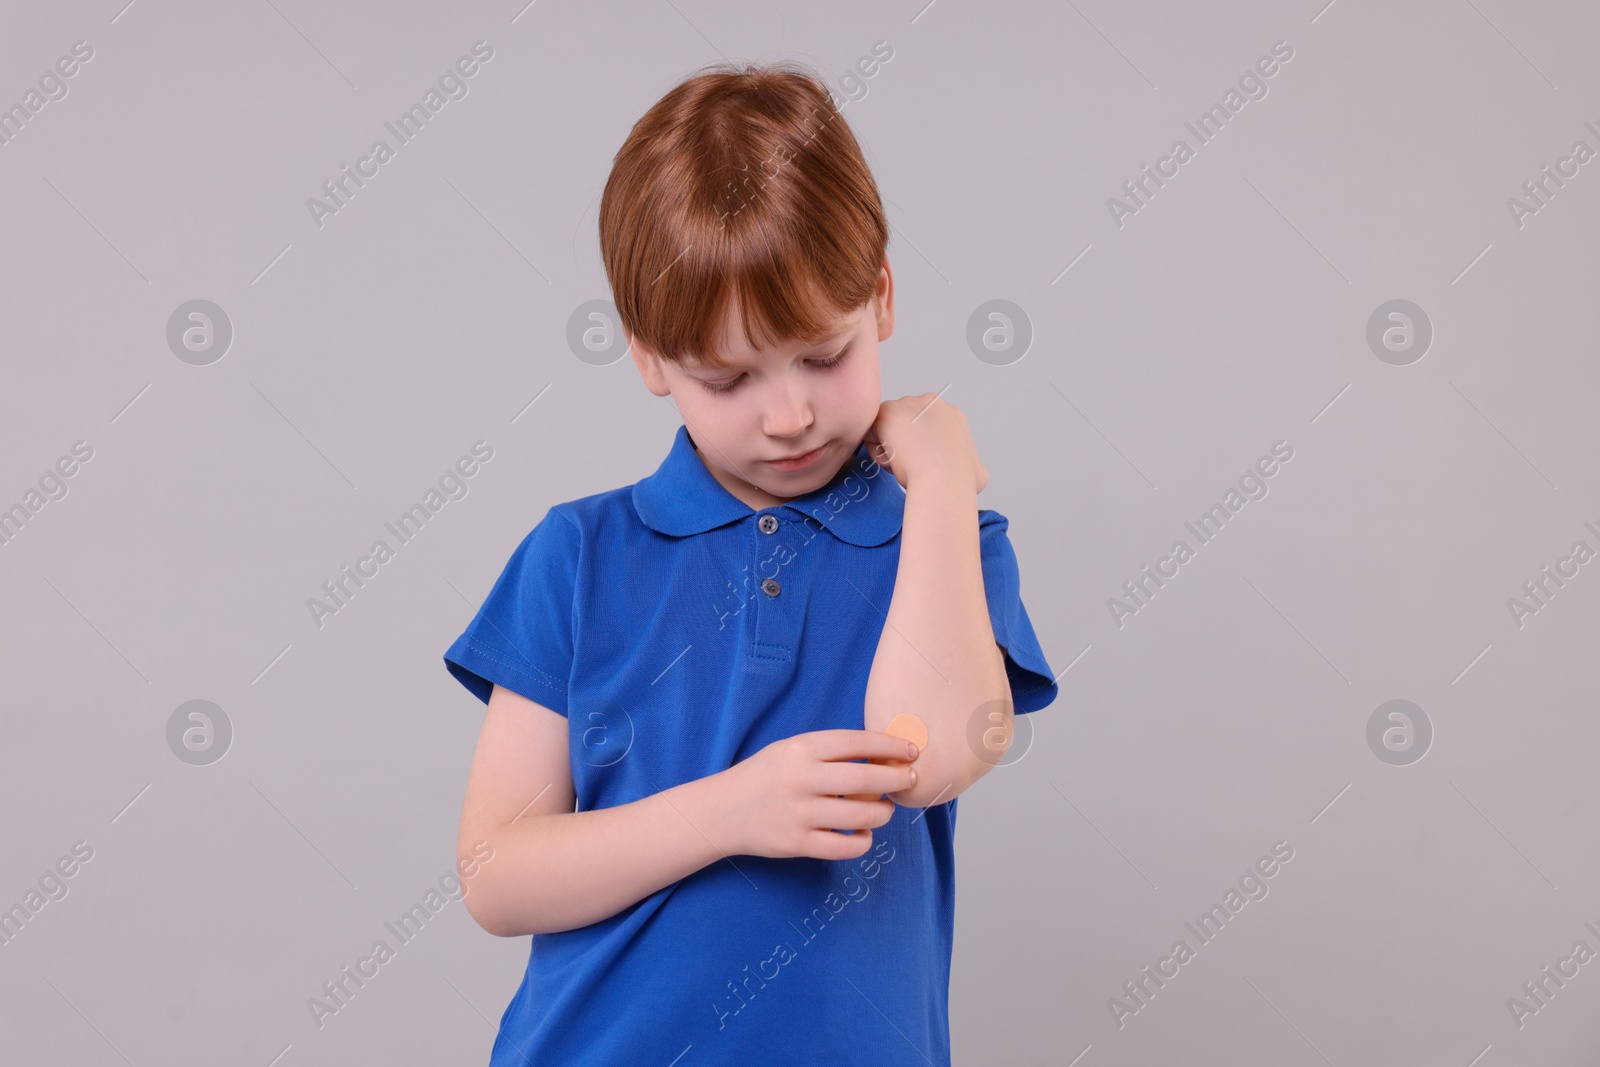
[842,712,927,793]
[808,729,921,764]
[812,795,895,830]
[829,760,917,800]
[804,827,877,862]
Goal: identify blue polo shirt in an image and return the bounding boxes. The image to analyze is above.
[443,424,1057,1067]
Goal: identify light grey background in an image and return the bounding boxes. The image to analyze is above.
[2,0,1597,1064]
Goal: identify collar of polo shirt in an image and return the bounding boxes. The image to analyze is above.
[632,424,904,546]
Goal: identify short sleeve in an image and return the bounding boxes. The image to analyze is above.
[443,506,580,715]
[979,509,1058,714]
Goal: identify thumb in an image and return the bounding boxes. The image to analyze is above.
[866,437,896,467]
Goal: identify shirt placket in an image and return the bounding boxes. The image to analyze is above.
[749,509,802,666]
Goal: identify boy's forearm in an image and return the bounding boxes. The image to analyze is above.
[467,772,736,937]
[864,475,1011,807]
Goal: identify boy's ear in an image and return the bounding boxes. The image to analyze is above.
[627,333,672,397]
[873,258,895,341]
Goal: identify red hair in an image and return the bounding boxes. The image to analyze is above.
[599,62,888,371]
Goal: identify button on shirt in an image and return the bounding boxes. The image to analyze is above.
[443,423,1058,1067]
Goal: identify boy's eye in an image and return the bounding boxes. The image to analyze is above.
[699,375,744,394]
[811,345,850,370]
[695,345,849,396]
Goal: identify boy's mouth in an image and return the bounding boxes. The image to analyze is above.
[765,442,827,472]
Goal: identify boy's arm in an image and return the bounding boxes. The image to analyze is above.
[458,684,738,937]
[863,472,1012,808]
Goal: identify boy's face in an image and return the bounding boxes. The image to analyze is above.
[630,261,894,511]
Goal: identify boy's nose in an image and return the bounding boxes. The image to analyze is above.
[762,384,813,438]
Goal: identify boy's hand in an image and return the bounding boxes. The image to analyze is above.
[862,393,987,494]
[845,713,929,805]
[716,730,919,861]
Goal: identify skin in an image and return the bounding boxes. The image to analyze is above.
[628,261,895,511]
[857,392,1009,808]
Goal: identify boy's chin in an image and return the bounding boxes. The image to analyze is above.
[802,452,853,486]
[757,463,837,501]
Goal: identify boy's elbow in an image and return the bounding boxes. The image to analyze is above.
[893,750,987,809]
[464,887,511,937]
[462,860,542,937]
[469,898,549,938]
[892,721,1014,808]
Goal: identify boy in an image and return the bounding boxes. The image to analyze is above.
[443,61,1057,1066]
